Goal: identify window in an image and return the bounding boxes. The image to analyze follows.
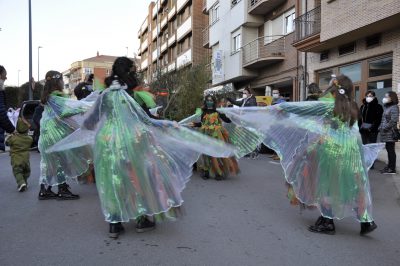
[339,63,361,83]
[320,50,329,61]
[317,70,333,89]
[338,42,356,56]
[366,34,381,49]
[84,68,93,75]
[369,57,392,77]
[210,3,220,24]
[285,9,295,34]
[232,32,241,53]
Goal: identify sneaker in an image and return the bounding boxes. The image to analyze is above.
[136,216,156,233]
[57,183,80,200]
[382,168,396,175]
[379,167,389,174]
[360,221,377,235]
[18,183,27,192]
[308,218,335,235]
[109,222,125,239]
[38,186,58,200]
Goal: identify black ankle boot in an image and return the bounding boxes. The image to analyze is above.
[308,217,335,235]
[109,222,124,239]
[360,221,377,235]
[215,174,224,181]
[136,216,156,233]
[38,185,58,200]
[57,183,80,200]
[202,170,210,180]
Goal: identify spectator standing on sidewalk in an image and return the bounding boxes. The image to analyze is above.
[0,65,16,152]
[379,91,399,174]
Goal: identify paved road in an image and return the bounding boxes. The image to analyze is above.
[0,152,399,266]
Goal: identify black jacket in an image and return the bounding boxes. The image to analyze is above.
[227,95,257,107]
[358,98,383,132]
[0,90,15,133]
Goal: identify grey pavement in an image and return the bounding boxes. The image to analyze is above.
[0,152,400,266]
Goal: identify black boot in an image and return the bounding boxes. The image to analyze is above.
[215,174,224,181]
[38,185,58,200]
[136,216,156,233]
[57,183,80,200]
[109,222,124,239]
[308,217,335,235]
[201,170,210,180]
[360,221,377,235]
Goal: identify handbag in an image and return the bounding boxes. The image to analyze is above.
[392,127,400,141]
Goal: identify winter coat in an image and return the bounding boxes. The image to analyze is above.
[379,103,399,142]
[0,90,15,133]
[6,120,33,165]
[227,95,257,107]
[358,98,383,133]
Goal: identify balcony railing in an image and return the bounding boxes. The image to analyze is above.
[202,26,209,48]
[293,6,321,43]
[242,35,285,68]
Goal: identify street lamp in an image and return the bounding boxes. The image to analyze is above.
[38,46,43,82]
[18,70,21,87]
[28,0,33,100]
[126,46,129,57]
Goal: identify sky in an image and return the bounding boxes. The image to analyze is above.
[0,0,150,86]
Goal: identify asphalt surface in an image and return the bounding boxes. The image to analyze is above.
[0,152,399,266]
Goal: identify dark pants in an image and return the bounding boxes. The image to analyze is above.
[360,131,378,145]
[386,142,397,170]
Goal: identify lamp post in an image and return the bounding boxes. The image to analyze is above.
[38,46,43,82]
[18,70,21,87]
[28,0,33,99]
[126,46,129,57]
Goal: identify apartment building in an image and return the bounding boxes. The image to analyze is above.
[293,0,400,105]
[137,0,210,83]
[68,53,117,90]
[205,0,300,100]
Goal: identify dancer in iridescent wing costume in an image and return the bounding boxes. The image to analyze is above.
[38,71,93,200]
[190,95,238,180]
[48,57,235,239]
[219,75,383,235]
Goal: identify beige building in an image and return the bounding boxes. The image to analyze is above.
[293,0,400,105]
[137,0,210,83]
[204,0,300,100]
[68,53,118,90]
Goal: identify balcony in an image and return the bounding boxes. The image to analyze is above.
[152,49,158,63]
[248,0,286,15]
[202,0,207,14]
[177,17,192,41]
[177,0,189,13]
[161,41,168,53]
[242,36,285,68]
[292,6,321,52]
[161,16,168,29]
[177,49,192,69]
[202,26,209,48]
[168,61,176,72]
[141,39,149,53]
[168,33,176,47]
[168,5,176,21]
[141,58,148,70]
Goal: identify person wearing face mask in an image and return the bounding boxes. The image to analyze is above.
[0,65,16,152]
[358,91,383,151]
[190,95,239,180]
[227,87,257,107]
[378,91,399,174]
[271,89,286,105]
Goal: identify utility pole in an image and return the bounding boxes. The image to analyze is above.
[28,0,33,100]
[38,46,42,82]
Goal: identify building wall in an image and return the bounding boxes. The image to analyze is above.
[307,28,400,91]
[320,0,400,42]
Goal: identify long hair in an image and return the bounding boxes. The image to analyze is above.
[328,75,359,126]
[202,94,217,111]
[385,91,399,106]
[105,57,139,89]
[41,71,63,104]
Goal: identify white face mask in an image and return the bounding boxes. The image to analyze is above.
[365,96,374,103]
[272,93,279,99]
[0,79,4,91]
[242,94,248,99]
[382,97,390,104]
